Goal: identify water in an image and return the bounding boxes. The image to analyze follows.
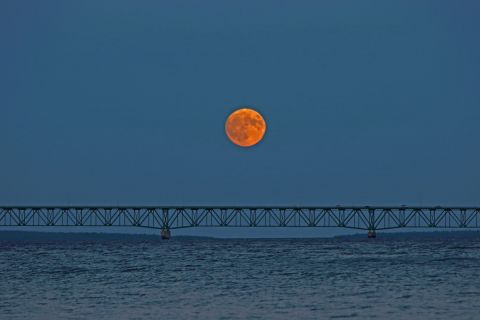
[1,235,480,319]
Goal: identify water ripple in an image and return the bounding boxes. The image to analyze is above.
[1,237,480,320]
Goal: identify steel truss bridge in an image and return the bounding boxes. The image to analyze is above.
[1,206,480,238]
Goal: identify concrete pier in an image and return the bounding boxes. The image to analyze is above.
[161,228,171,240]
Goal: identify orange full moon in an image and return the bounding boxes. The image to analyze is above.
[225,108,266,147]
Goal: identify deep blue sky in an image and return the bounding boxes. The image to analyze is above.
[1,0,479,228]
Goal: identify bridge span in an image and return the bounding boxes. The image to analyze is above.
[1,206,480,238]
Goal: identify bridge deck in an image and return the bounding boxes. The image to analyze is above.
[1,206,479,232]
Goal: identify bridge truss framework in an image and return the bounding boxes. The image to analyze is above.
[1,206,480,238]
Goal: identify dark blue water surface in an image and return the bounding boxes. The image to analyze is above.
[1,234,480,319]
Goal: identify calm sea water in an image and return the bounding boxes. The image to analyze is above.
[1,235,480,320]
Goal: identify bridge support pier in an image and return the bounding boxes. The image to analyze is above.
[161,228,171,240]
[367,230,377,239]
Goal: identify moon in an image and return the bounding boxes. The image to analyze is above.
[225,108,266,147]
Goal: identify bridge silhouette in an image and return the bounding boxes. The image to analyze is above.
[1,206,479,238]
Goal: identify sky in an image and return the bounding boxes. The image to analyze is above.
[1,1,479,236]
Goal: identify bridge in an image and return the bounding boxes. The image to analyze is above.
[1,206,480,238]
